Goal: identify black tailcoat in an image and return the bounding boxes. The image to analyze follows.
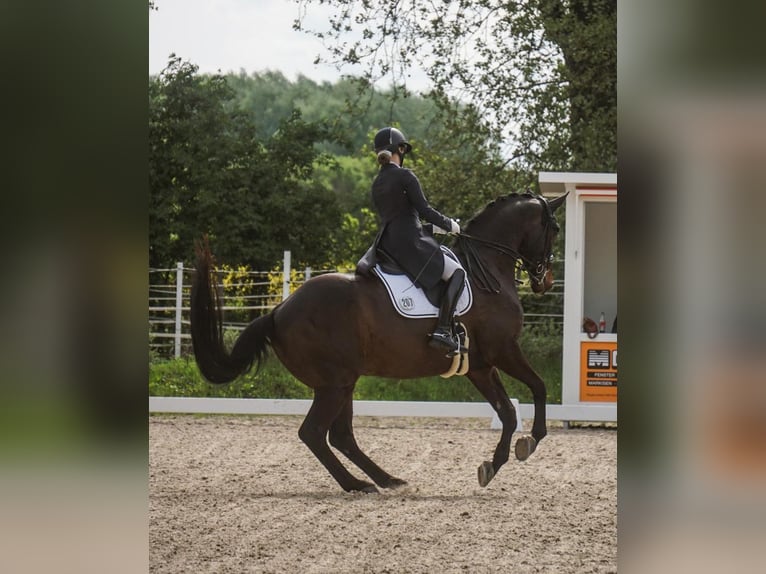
[370,164,452,289]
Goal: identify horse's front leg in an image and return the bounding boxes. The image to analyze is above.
[466,367,518,487]
[495,340,548,460]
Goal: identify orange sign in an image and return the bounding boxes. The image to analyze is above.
[580,341,617,402]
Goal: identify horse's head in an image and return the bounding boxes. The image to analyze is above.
[518,192,567,294]
[460,191,567,295]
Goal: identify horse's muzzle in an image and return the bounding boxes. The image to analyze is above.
[531,268,554,294]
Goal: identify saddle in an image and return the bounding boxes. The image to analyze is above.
[357,244,473,319]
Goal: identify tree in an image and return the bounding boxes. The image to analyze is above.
[149,56,345,270]
[401,100,530,221]
[226,71,446,155]
[149,56,250,268]
[295,0,616,172]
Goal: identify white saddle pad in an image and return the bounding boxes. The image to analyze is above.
[372,248,473,319]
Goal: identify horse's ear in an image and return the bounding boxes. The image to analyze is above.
[548,192,569,213]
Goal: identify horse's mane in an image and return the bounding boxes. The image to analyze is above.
[464,190,537,231]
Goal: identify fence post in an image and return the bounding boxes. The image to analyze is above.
[175,262,183,358]
[305,266,311,283]
[282,250,291,301]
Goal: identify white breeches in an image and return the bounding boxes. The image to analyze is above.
[441,254,461,281]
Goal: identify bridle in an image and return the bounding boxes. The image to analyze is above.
[457,195,559,293]
[523,195,560,287]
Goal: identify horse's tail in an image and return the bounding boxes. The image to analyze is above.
[190,239,273,384]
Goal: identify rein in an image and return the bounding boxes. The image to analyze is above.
[458,233,521,293]
[458,232,525,262]
[456,233,525,293]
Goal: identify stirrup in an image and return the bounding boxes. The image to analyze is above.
[428,329,459,356]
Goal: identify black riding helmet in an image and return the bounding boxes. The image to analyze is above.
[373,127,413,155]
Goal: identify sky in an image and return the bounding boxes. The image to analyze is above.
[149,0,335,80]
[149,0,431,91]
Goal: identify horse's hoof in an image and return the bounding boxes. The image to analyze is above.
[477,461,495,487]
[348,480,380,494]
[382,477,408,489]
[358,483,380,494]
[514,436,537,461]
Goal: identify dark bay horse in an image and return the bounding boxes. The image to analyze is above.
[190,191,567,493]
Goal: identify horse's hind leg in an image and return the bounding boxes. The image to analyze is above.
[328,388,407,489]
[467,367,518,487]
[298,386,379,493]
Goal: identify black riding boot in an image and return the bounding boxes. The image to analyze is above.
[428,269,466,356]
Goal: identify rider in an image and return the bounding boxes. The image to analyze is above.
[370,126,466,356]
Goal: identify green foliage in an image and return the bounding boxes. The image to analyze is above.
[149,356,314,399]
[149,57,348,271]
[226,72,443,155]
[516,320,564,403]
[295,0,616,172]
[403,103,531,222]
[149,56,245,268]
[309,153,380,267]
[219,264,257,305]
[312,155,377,215]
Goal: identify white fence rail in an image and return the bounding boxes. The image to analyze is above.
[148,397,617,425]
